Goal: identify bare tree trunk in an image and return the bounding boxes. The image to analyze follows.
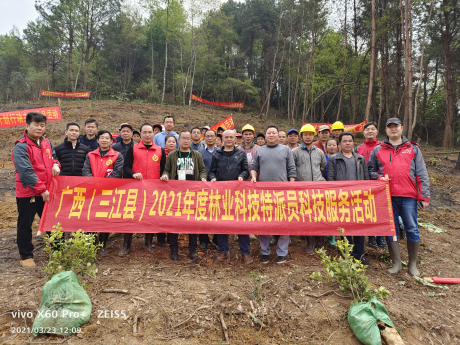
[290,1,306,124]
[352,0,358,122]
[403,0,413,139]
[442,8,455,148]
[161,4,169,104]
[302,0,317,122]
[337,0,348,121]
[394,21,402,116]
[364,0,376,121]
[378,63,383,132]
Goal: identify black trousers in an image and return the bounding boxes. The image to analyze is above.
[199,234,219,246]
[16,196,45,260]
[169,234,197,251]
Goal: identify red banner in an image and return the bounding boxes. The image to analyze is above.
[39,176,396,236]
[0,107,62,129]
[302,120,368,133]
[190,94,244,108]
[40,90,90,98]
[211,115,235,131]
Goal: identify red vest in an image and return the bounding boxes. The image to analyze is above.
[88,147,119,177]
[132,142,162,179]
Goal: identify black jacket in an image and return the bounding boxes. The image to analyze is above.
[53,138,91,176]
[112,140,134,158]
[208,147,249,181]
[326,151,370,181]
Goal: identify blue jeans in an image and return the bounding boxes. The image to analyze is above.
[259,235,289,256]
[346,236,365,261]
[217,235,250,255]
[388,197,419,243]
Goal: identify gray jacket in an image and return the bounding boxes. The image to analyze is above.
[327,151,369,181]
[292,144,326,181]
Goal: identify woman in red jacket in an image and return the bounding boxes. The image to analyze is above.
[83,130,124,255]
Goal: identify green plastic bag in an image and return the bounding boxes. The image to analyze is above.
[348,297,396,345]
[32,271,91,336]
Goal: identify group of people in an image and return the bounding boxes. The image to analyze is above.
[13,112,429,277]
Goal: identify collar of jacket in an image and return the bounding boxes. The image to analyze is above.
[24,130,41,147]
[121,139,134,147]
[64,137,79,148]
[240,143,256,149]
[364,138,379,145]
[301,143,316,151]
[334,151,360,161]
[217,146,239,155]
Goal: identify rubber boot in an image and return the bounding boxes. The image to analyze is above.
[368,236,377,247]
[387,241,402,275]
[118,234,132,256]
[327,236,336,247]
[407,240,420,276]
[144,233,155,254]
[98,233,110,255]
[305,236,315,253]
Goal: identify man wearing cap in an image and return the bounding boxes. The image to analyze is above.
[331,121,345,141]
[256,133,265,147]
[133,130,141,143]
[313,125,331,154]
[217,127,225,135]
[152,124,162,137]
[369,118,430,276]
[191,126,206,150]
[120,122,167,256]
[113,123,134,160]
[238,124,260,176]
[200,125,210,136]
[292,124,327,253]
[235,132,243,147]
[287,129,300,150]
[154,115,179,149]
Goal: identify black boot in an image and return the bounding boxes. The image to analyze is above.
[144,233,155,254]
[376,236,387,248]
[118,234,132,256]
[98,233,110,255]
[170,249,178,261]
[157,233,167,247]
[368,236,377,247]
[189,248,198,261]
[305,236,315,253]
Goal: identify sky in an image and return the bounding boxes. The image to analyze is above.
[1,0,38,36]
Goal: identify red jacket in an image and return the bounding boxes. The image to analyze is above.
[368,137,430,202]
[313,140,326,154]
[355,139,380,163]
[87,148,120,177]
[12,131,60,198]
[132,142,163,179]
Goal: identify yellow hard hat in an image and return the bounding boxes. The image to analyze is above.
[299,124,317,136]
[331,121,345,131]
[241,124,255,134]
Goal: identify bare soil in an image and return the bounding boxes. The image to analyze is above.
[1,100,460,345]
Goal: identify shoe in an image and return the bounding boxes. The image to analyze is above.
[99,247,109,256]
[387,241,402,275]
[157,241,168,247]
[368,236,377,247]
[216,253,227,261]
[269,236,277,245]
[361,257,371,266]
[98,233,110,255]
[170,249,178,261]
[407,240,420,276]
[189,249,199,261]
[243,254,253,264]
[260,255,269,264]
[118,234,132,256]
[20,258,36,268]
[199,242,207,250]
[376,236,387,248]
[144,233,155,254]
[249,235,257,240]
[327,236,336,246]
[277,256,287,264]
[305,236,315,253]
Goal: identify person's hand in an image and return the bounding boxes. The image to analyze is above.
[52,165,60,176]
[421,201,429,209]
[201,178,207,182]
[211,178,216,182]
[238,176,244,181]
[380,175,391,181]
[41,190,50,202]
[160,175,168,181]
[251,176,257,183]
[133,173,143,180]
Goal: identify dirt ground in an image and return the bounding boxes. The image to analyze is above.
[1,100,460,345]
